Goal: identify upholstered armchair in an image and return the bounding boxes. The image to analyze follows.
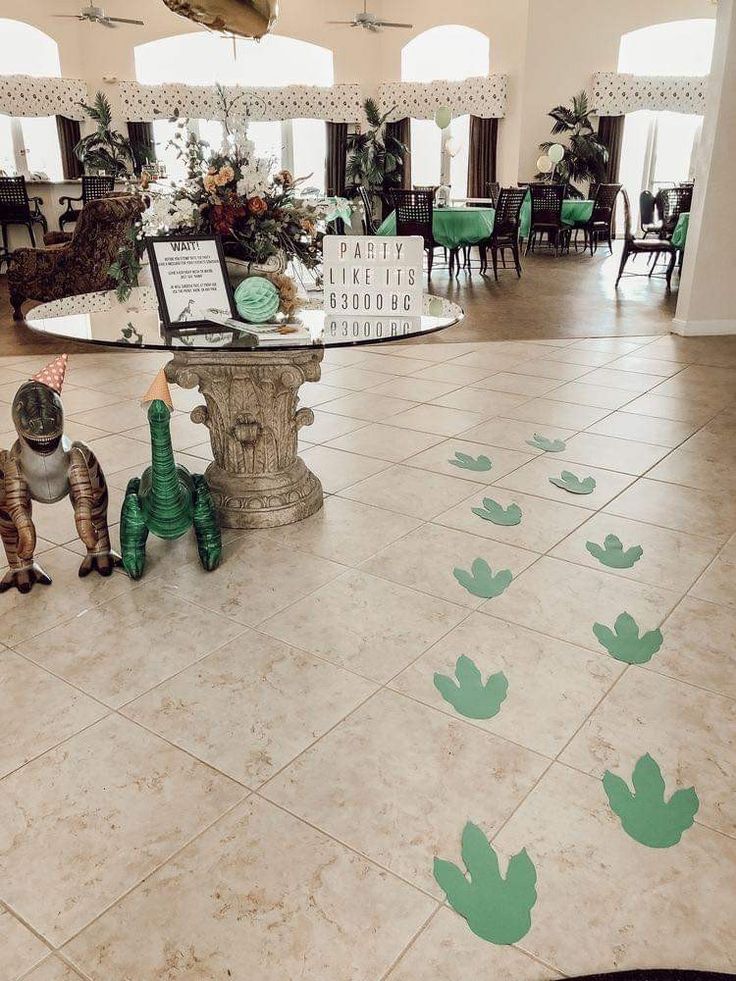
[8,195,144,321]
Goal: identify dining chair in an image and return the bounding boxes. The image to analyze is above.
[486,181,501,206]
[412,184,439,198]
[525,183,567,256]
[58,174,117,232]
[639,190,661,237]
[388,188,439,275]
[658,185,693,239]
[479,186,527,280]
[0,176,48,267]
[574,183,621,255]
[615,188,678,291]
[357,185,378,235]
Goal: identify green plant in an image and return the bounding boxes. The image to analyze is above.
[603,754,699,848]
[527,434,566,453]
[549,471,596,495]
[537,91,608,198]
[434,822,537,944]
[346,97,408,209]
[449,451,493,472]
[434,656,508,720]
[75,91,133,176]
[108,224,144,302]
[586,534,643,569]
[593,612,663,664]
[472,499,522,527]
[453,559,513,599]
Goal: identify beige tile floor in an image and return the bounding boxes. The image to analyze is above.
[0,333,735,980]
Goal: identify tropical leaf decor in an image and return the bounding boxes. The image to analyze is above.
[536,91,608,198]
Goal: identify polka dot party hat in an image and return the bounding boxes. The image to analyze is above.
[31,354,68,394]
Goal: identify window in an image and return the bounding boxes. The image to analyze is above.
[401,26,489,199]
[0,19,63,181]
[617,19,715,223]
[135,33,333,190]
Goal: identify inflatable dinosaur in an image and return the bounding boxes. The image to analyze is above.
[0,354,120,593]
[119,369,222,579]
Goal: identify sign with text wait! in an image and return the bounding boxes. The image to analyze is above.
[323,236,423,317]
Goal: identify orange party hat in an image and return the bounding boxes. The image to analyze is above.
[32,354,68,394]
[141,368,174,410]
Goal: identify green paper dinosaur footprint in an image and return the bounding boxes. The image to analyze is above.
[586,534,643,569]
[593,612,663,664]
[434,822,537,945]
[453,559,513,599]
[527,433,567,453]
[472,498,522,526]
[434,656,509,719]
[450,451,493,472]
[603,753,699,848]
[549,470,596,495]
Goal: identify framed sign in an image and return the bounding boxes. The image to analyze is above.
[146,235,235,329]
[323,235,423,317]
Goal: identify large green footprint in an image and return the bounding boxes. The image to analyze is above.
[586,533,643,569]
[453,559,513,599]
[434,655,508,719]
[434,822,537,944]
[603,753,699,848]
[472,498,522,526]
[593,612,663,664]
[450,451,493,472]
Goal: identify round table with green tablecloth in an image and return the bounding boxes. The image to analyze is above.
[377,199,594,251]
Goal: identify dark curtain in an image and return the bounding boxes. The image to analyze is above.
[467,115,499,198]
[386,117,411,190]
[56,116,82,180]
[325,121,348,196]
[127,121,156,175]
[597,115,624,183]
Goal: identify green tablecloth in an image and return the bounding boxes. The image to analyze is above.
[671,212,690,249]
[377,199,594,248]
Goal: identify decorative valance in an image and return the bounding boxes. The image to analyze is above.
[379,76,507,120]
[115,80,365,123]
[0,74,88,119]
[592,72,707,116]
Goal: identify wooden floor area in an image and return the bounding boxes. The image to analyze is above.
[0,241,677,358]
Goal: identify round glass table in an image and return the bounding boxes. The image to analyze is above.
[27,287,462,529]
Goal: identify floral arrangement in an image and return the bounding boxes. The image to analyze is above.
[111,86,321,309]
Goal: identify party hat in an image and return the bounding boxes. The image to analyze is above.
[141,368,174,410]
[32,354,68,394]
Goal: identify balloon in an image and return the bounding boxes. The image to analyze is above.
[445,137,459,157]
[548,143,565,164]
[536,154,553,174]
[435,106,452,130]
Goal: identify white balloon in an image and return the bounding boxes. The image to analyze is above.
[548,143,565,164]
[536,154,553,174]
[446,137,459,157]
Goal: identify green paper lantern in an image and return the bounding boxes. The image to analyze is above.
[434,106,452,130]
[234,277,280,324]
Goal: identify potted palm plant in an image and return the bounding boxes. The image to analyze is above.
[75,91,133,176]
[537,90,608,198]
[346,97,408,219]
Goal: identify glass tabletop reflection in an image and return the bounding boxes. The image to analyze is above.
[27,288,463,353]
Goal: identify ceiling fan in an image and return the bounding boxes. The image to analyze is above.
[52,4,144,28]
[328,1,412,32]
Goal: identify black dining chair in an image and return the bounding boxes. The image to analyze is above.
[388,188,440,275]
[639,190,661,237]
[479,186,527,280]
[0,176,48,266]
[616,188,678,290]
[658,185,693,240]
[525,183,567,256]
[58,174,117,232]
[574,183,621,255]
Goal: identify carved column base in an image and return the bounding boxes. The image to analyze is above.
[204,458,323,529]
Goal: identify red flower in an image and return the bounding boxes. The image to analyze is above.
[247,196,268,216]
[210,199,246,235]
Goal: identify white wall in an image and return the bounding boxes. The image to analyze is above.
[0,0,717,185]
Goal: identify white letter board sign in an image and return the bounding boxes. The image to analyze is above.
[323,235,423,317]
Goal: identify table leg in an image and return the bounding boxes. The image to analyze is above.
[166,348,324,529]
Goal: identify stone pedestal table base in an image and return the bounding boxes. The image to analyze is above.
[165,348,324,529]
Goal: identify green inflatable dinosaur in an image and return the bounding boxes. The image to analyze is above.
[119,369,222,580]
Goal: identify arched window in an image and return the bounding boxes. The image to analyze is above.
[617,20,715,219]
[0,19,63,180]
[135,33,334,190]
[401,26,490,198]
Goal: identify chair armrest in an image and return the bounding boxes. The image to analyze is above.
[58,194,83,206]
